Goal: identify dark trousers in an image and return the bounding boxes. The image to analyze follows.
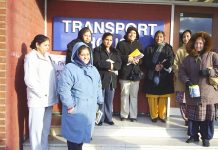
[101,88,115,122]
[188,120,214,140]
[67,141,83,150]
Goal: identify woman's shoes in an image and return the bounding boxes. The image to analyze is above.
[186,137,210,147]
[202,140,210,147]
[151,118,158,122]
[130,118,137,122]
[120,117,127,121]
[106,121,114,125]
[159,118,166,123]
[96,122,103,126]
[151,118,166,123]
[186,137,200,143]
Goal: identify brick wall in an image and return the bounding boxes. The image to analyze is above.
[5,0,45,149]
[0,0,6,149]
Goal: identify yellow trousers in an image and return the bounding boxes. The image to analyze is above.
[146,94,170,120]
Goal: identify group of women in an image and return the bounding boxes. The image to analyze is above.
[24,27,218,150]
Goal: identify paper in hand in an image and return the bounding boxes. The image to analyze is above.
[95,109,103,124]
[127,50,144,65]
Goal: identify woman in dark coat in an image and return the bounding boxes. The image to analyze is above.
[65,27,92,64]
[116,26,143,122]
[94,32,122,125]
[179,32,218,147]
[144,30,174,123]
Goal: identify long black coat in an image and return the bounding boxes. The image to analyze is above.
[93,44,122,89]
[144,43,174,95]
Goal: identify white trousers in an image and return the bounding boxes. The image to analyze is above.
[29,106,52,150]
[119,80,139,119]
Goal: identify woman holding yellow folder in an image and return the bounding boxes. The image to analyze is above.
[116,26,143,122]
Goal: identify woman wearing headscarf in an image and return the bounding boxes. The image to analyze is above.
[179,32,218,147]
[65,27,92,64]
[58,42,103,150]
[144,30,174,123]
[173,29,192,125]
[116,26,143,122]
[94,32,122,125]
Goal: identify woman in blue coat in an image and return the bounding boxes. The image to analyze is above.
[58,42,103,150]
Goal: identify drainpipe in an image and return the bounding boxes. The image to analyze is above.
[170,4,175,47]
[44,0,47,35]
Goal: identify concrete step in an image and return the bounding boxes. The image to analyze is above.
[51,115,218,138]
[23,136,218,150]
[23,116,218,150]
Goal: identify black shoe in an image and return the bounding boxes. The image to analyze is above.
[107,121,114,125]
[159,118,166,123]
[186,137,199,143]
[202,140,210,147]
[130,118,137,122]
[120,117,127,121]
[151,118,158,122]
[96,122,103,126]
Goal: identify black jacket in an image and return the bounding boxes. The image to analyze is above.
[93,44,122,89]
[116,39,143,80]
[65,27,92,64]
[144,43,174,95]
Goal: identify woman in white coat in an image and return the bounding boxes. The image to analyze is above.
[24,34,58,150]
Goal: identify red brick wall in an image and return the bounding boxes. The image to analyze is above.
[0,0,6,149]
[6,0,45,149]
[47,1,171,113]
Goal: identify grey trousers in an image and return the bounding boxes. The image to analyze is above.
[119,80,139,119]
[28,106,52,150]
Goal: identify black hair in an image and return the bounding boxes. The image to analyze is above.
[78,45,91,55]
[77,27,92,41]
[30,34,49,49]
[181,29,192,44]
[154,30,165,40]
[124,26,139,41]
[102,32,113,41]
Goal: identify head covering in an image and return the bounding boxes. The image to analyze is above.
[124,26,139,41]
[71,42,93,66]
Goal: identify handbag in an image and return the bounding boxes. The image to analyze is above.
[208,66,218,86]
[209,76,218,86]
[129,65,144,81]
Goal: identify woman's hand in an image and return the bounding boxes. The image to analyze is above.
[67,107,74,113]
[132,59,139,65]
[128,56,139,65]
[155,64,163,71]
[128,56,134,63]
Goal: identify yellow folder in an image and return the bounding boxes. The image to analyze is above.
[129,49,141,57]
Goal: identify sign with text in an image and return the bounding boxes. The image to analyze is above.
[53,17,164,51]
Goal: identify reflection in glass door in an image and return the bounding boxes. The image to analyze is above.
[179,13,212,45]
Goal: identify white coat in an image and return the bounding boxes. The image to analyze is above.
[24,50,58,107]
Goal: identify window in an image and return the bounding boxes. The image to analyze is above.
[179,13,212,45]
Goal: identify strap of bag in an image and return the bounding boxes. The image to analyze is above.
[48,55,56,69]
